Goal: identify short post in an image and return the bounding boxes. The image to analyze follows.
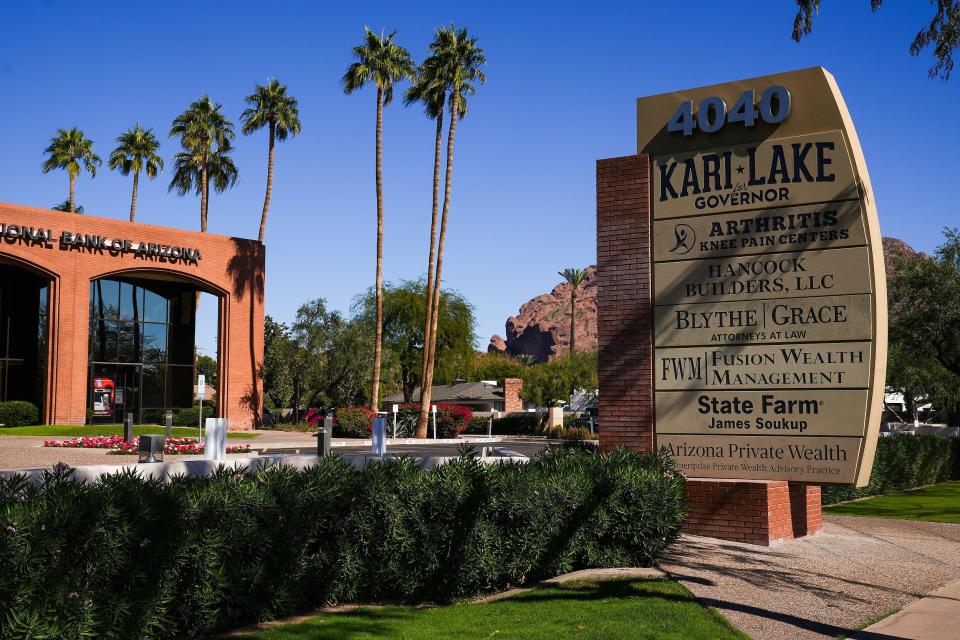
[196,374,206,443]
[204,418,227,461]
[123,412,133,442]
[431,404,437,439]
[488,412,493,437]
[372,417,387,458]
[317,415,332,457]
[392,404,399,438]
[589,415,594,437]
[165,410,173,438]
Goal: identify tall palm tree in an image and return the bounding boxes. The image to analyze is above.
[404,56,469,427]
[42,128,101,214]
[108,124,163,222]
[168,139,239,222]
[241,79,302,243]
[415,25,486,438]
[342,27,414,411]
[559,268,587,355]
[168,95,235,232]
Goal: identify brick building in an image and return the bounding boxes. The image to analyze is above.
[0,203,264,430]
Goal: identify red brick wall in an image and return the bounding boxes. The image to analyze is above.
[684,480,822,545]
[502,378,523,413]
[0,202,265,430]
[596,155,654,452]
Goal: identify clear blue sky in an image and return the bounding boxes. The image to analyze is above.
[1,1,957,355]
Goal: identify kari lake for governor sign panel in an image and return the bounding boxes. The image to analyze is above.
[641,67,886,486]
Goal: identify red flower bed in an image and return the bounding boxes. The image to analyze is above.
[43,436,251,456]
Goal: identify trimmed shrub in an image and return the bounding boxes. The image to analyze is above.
[0,448,687,638]
[549,426,592,441]
[0,401,39,428]
[334,406,377,438]
[491,412,544,436]
[822,434,960,504]
[172,404,215,427]
[268,421,316,433]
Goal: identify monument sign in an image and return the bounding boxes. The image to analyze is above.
[639,68,886,485]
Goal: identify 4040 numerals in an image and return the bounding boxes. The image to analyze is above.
[667,86,791,136]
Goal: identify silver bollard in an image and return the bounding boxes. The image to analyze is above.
[165,410,173,438]
[124,412,133,441]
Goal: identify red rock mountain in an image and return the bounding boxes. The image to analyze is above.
[489,238,921,363]
[489,267,597,363]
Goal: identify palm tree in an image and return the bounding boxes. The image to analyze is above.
[415,25,486,438]
[241,79,302,243]
[109,124,163,222]
[42,128,101,214]
[559,268,587,355]
[404,56,469,431]
[168,95,235,232]
[168,139,238,222]
[52,199,84,213]
[342,27,414,411]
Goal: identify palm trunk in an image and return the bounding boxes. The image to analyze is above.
[416,110,444,435]
[370,87,385,411]
[417,90,460,438]
[258,123,275,243]
[200,163,209,232]
[130,170,139,222]
[69,173,76,214]
[569,288,577,355]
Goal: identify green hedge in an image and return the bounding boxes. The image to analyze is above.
[0,401,39,428]
[822,434,960,504]
[0,448,687,639]
[171,404,215,427]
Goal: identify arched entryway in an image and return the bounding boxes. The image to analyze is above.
[0,261,51,417]
[87,269,224,425]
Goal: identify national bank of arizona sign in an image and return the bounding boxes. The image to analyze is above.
[642,67,886,486]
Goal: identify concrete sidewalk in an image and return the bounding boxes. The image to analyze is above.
[660,515,960,640]
[853,579,960,640]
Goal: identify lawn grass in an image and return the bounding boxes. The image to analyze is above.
[0,425,258,439]
[237,578,748,640]
[825,481,960,524]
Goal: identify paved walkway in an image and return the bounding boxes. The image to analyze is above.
[660,515,960,640]
[853,579,960,640]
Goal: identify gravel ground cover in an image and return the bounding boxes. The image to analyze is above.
[660,515,960,640]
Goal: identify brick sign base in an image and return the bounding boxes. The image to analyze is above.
[596,155,822,545]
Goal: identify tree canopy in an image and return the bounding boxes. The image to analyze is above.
[792,1,960,79]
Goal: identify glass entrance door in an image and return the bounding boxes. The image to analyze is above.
[90,364,141,424]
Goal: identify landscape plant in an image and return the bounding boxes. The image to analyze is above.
[108,124,164,221]
[0,401,39,428]
[168,95,237,232]
[240,79,301,242]
[342,27,415,412]
[417,25,487,438]
[41,128,101,214]
[0,447,687,639]
[822,434,960,504]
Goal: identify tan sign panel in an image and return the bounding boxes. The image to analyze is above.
[654,246,872,306]
[653,131,858,220]
[655,342,872,390]
[652,200,866,262]
[658,434,863,483]
[642,67,886,486]
[655,390,869,437]
[654,294,873,347]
